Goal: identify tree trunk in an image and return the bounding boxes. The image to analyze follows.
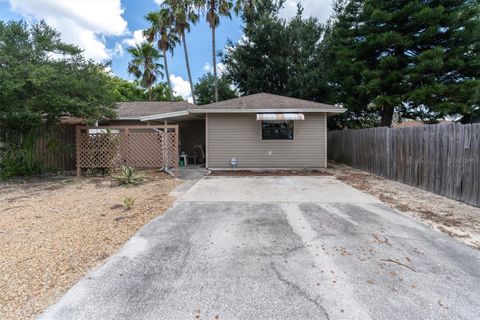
[380,105,394,127]
[147,86,153,101]
[181,32,196,105]
[163,49,174,102]
[212,26,218,102]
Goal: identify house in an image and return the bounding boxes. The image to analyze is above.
[109,93,345,170]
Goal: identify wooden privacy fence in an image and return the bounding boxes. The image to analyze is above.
[328,123,480,207]
[0,124,77,171]
[34,124,77,170]
[76,125,179,176]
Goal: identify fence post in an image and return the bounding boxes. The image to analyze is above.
[124,128,129,166]
[76,125,81,177]
[174,124,179,176]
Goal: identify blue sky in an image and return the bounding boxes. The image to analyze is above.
[111,0,245,82]
[0,0,333,100]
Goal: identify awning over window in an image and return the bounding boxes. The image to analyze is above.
[256,113,305,121]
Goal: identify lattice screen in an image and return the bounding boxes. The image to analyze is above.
[76,126,178,176]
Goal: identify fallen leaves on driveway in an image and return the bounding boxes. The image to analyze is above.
[327,163,480,249]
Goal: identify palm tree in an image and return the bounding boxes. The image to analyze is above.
[161,0,198,104]
[233,0,256,15]
[127,42,163,101]
[144,10,179,101]
[196,0,233,102]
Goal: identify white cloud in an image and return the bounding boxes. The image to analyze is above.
[279,0,333,23]
[202,62,226,75]
[104,65,113,75]
[113,42,124,58]
[6,0,128,61]
[170,74,192,102]
[123,29,146,47]
[202,63,211,73]
[153,0,164,4]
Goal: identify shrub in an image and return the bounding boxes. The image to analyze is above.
[123,196,135,210]
[111,166,145,185]
[0,135,42,179]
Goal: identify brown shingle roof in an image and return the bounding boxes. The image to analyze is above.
[116,101,194,118]
[192,93,342,111]
[115,93,344,120]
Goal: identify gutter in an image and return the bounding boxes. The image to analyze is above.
[139,110,190,121]
[189,108,346,114]
[120,107,346,122]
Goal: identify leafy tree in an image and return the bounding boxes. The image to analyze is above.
[110,77,148,101]
[161,0,198,104]
[110,77,181,102]
[127,42,163,101]
[144,10,179,101]
[222,2,329,102]
[0,20,116,133]
[151,82,183,101]
[194,72,237,105]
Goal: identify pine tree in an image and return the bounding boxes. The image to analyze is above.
[325,0,480,127]
[322,0,379,129]
[405,0,480,122]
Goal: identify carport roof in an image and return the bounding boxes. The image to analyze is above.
[116,101,194,119]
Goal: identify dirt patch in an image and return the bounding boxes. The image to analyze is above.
[326,163,480,250]
[0,171,181,320]
[208,169,330,176]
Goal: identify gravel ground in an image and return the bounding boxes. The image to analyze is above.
[0,171,181,320]
[326,163,480,250]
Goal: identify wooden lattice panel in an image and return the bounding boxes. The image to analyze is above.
[164,132,178,168]
[77,133,124,168]
[76,125,179,176]
[124,132,164,167]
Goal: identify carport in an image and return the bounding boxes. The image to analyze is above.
[139,112,206,166]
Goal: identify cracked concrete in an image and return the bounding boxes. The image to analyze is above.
[39,176,480,320]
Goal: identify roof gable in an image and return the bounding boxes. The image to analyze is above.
[114,93,345,121]
[191,93,342,111]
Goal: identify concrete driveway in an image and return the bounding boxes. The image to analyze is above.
[40,176,480,320]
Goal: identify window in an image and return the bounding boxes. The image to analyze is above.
[261,121,294,140]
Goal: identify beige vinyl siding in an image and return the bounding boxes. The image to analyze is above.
[207,113,326,168]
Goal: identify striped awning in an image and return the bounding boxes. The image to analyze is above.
[256,113,305,121]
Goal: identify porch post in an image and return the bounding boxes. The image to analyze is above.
[175,124,179,176]
[76,125,81,177]
[163,121,167,169]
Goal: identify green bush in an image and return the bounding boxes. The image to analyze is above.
[0,136,42,179]
[112,166,145,185]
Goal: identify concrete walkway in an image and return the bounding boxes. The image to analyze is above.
[39,176,480,320]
